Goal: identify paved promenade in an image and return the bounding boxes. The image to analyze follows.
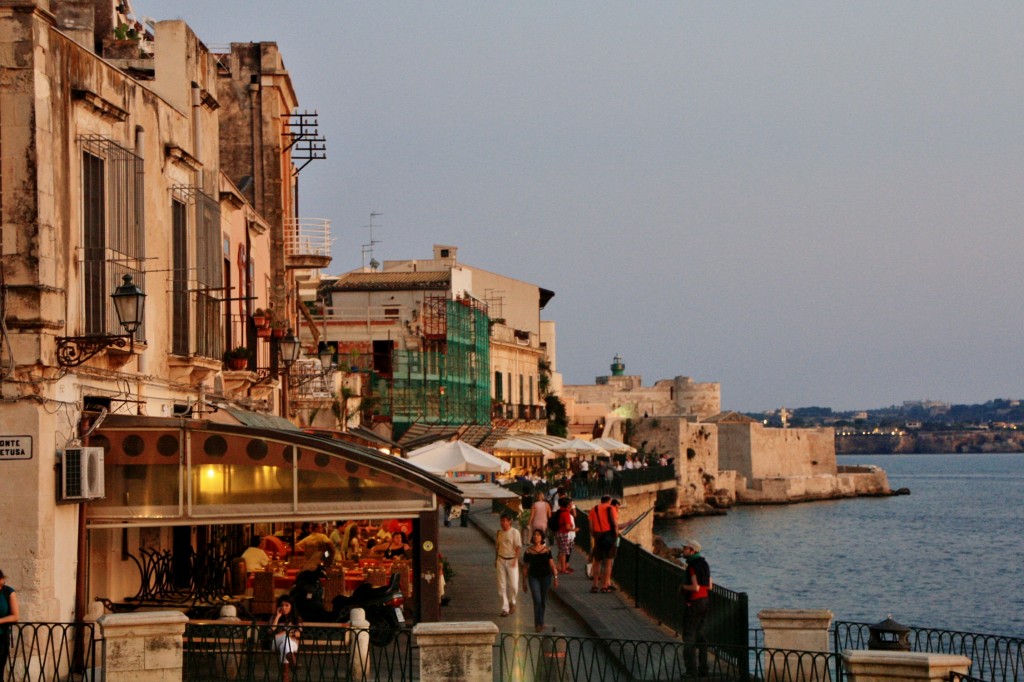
[438,508,678,643]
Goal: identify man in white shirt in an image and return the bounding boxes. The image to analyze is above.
[495,513,522,617]
[241,537,270,573]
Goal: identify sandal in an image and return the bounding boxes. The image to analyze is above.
[590,586,600,593]
[600,587,613,593]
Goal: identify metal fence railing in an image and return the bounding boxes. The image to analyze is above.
[182,621,414,682]
[4,621,103,682]
[496,632,843,682]
[573,509,749,652]
[835,622,1024,682]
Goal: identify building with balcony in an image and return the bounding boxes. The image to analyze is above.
[314,245,556,439]
[0,0,459,625]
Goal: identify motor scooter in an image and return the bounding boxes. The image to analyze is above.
[289,564,405,646]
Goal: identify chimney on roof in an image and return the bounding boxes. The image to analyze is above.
[433,245,457,263]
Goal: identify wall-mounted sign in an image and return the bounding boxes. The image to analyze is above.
[0,436,32,461]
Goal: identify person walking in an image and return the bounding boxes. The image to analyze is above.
[521,529,559,632]
[0,569,19,676]
[527,490,552,540]
[495,513,522,616]
[679,539,712,678]
[588,495,619,593]
[554,496,576,575]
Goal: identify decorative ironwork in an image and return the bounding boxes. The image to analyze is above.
[123,542,230,606]
[496,632,843,682]
[835,621,1024,682]
[183,622,413,682]
[7,621,103,682]
[55,334,132,367]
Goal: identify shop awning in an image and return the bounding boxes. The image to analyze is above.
[88,415,465,528]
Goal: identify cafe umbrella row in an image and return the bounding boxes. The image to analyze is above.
[83,414,466,623]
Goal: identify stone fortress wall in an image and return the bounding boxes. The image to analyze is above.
[562,361,890,515]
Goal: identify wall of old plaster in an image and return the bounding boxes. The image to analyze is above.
[0,10,228,620]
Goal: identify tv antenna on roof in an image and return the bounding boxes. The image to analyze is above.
[361,212,383,270]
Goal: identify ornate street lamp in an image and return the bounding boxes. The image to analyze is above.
[279,329,301,369]
[317,341,335,373]
[56,274,146,368]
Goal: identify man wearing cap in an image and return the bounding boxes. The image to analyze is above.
[679,539,712,677]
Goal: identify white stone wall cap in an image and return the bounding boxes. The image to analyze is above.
[98,610,190,629]
[414,620,499,645]
[758,609,834,626]
[843,649,972,669]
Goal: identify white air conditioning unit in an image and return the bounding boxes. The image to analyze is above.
[61,447,105,500]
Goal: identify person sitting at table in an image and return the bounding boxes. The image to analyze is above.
[261,534,290,560]
[241,536,270,573]
[372,531,410,559]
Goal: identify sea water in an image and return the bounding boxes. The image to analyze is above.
[654,453,1024,637]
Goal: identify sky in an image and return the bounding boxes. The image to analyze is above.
[138,1,1024,412]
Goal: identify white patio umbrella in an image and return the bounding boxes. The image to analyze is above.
[406,440,511,474]
[550,438,610,457]
[591,437,637,454]
[492,437,556,458]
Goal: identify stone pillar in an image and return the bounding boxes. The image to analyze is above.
[97,611,189,682]
[349,608,371,680]
[759,609,833,651]
[414,621,499,682]
[759,610,833,682]
[843,650,971,682]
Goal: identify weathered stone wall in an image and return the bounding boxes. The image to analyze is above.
[630,417,719,512]
[563,375,721,423]
[673,376,721,419]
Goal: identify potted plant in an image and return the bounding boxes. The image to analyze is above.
[252,308,269,329]
[270,320,286,339]
[224,346,250,370]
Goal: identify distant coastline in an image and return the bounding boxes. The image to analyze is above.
[837,431,1024,455]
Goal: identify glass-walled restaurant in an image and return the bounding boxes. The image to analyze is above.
[85,415,463,622]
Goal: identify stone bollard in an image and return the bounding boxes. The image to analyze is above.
[843,650,971,682]
[349,608,371,681]
[218,605,244,680]
[759,609,834,682]
[414,621,499,682]
[96,610,189,682]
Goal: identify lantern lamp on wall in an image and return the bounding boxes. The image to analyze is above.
[56,274,147,368]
